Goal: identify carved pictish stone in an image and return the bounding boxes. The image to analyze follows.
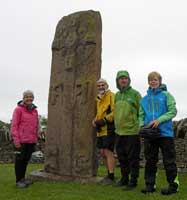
[44,10,102,180]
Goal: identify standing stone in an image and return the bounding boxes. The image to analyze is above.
[44,10,102,179]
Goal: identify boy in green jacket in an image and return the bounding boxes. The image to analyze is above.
[114,70,141,190]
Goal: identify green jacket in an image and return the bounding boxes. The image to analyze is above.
[114,70,141,135]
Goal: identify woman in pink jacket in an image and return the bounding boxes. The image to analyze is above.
[11,90,38,188]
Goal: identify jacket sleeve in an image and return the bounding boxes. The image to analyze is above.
[11,107,21,144]
[157,92,177,123]
[139,104,145,127]
[37,110,39,136]
[95,98,99,120]
[105,93,114,122]
[136,92,142,117]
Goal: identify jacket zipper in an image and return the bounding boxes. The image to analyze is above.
[151,94,155,120]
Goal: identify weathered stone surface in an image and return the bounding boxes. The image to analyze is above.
[0,140,45,164]
[29,170,103,183]
[173,118,187,138]
[0,128,11,144]
[44,10,102,178]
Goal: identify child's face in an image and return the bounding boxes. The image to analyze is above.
[149,76,160,89]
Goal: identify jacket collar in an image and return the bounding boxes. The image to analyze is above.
[17,100,37,110]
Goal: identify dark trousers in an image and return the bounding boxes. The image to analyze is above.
[116,135,140,184]
[144,137,177,186]
[15,143,35,182]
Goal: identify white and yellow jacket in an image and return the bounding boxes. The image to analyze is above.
[95,90,115,137]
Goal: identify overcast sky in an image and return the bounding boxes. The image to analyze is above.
[0,0,187,122]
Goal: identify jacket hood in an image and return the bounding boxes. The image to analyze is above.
[116,70,131,91]
[17,100,37,110]
[147,84,167,95]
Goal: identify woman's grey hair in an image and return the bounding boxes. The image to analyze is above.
[23,90,34,98]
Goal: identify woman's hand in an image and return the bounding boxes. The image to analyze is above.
[15,143,21,149]
[92,119,96,127]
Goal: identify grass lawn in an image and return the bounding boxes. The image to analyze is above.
[0,164,187,200]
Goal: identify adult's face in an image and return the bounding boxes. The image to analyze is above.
[118,76,129,89]
[23,93,34,106]
[97,82,108,94]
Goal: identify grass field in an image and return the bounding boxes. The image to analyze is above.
[0,164,187,200]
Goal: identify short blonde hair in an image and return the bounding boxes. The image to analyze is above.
[148,71,162,84]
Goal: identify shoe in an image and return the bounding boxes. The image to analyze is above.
[23,178,33,186]
[116,179,128,187]
[161,183,178,195]
[100,175,109,182]
[100,176,115,185]
[141,185,156,194]
[16,181,27,189]
[124,182,137,190]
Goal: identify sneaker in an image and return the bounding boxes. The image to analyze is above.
[124,182,137,190]
[141,185,156,194]
[161,183,178,195]
[16,181,27,189]
[23,178,33,186]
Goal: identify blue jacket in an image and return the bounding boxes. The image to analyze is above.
[139,84,177,137]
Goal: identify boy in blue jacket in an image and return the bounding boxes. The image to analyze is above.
[139,71,179,195]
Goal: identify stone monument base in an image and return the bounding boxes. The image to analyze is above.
[29,170,103,184]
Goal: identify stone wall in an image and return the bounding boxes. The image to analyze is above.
[2,136,187,172]
[0,142,14,163]
[139,137,187,171]
[1,118,187,171]
[0,139,45,164]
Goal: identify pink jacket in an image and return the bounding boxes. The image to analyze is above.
[11,102,38,145]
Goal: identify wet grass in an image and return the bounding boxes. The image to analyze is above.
[0,164,187,200]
